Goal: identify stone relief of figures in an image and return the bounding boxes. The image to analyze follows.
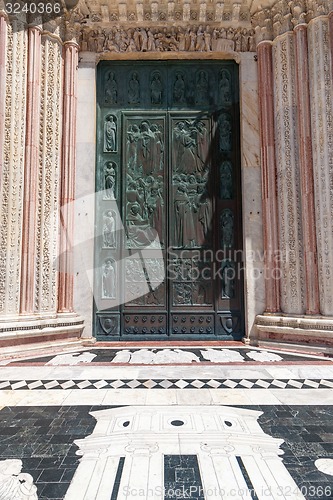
[81,26,257,54]
[104,114,117,152]
[221,260,236,299]
[103,161,117,200]
[150,71,163,105]
[128,72,140,104]
[102,259,116,298]
[102,210,116,248]
[219,69,232,106]
[0,459,38,499]
[220,161,233,199]
[104,71,117,104]
[220,209,234,248]
[218,113,232,152]
[173,120,209,174]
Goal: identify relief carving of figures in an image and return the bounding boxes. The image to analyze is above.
[103,210,116,248]
[127,120,164,176]
[218,113,232,151]
[82,26,256,54]
[174,283,192,305]
[150,71,163,105]
[195,186,212,246]
[105,71,117,104]
[173,73,186,104]
[220,161,233,199]
[221,260,236,299]
[173,120,209,173]
[0,459,38,500]
[126,202,161,248]
[102,259,116,298]
[104,161,117,200]
[220,209,234,248]
[128,72,140,104]
[173,183,196,248]
[219,70,232,106]
[104,114,117,152]
[195,70,209,105]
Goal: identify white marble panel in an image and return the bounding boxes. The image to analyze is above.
[74,53,97,336]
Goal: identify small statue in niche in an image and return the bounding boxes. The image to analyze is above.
[195,70,209,105]
[220,209,234,248]
[105,72,118,104]
[150,71,163,105]
[104,114,117,152]
[220,161,233,199]
[218,113,232,151]
[173,73,186,104]
[104,161,117,200]
[128,72,140,104]
[221,260,236,299]
[219,70,232,106]
[103,210,116,247]
[102,259,116,298]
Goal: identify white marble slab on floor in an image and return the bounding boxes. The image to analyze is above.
[0,388,332,406]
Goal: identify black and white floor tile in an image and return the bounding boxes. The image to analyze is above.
[0,347,333,499]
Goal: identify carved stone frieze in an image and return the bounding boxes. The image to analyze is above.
[80,25,256,53]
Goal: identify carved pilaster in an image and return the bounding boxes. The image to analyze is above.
[329,11,333,79]
[34,36,63,313]
[308,16,333,315]
[0,21,27,315]
[20,26,42,314]
[273,32,305,314]
[257,41,280,313]
[0,12,7,187]
[294,23,320,314]
[58,42,79,313]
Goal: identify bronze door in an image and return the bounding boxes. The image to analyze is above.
[95,61,244,340]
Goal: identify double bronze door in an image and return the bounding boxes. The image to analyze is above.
[95,61,244,340]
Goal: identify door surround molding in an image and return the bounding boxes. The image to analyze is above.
[74,51,264,342]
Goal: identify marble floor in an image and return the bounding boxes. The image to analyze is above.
[0,345,333,499]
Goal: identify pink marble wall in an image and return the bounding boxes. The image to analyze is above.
[257,41,280,313]
[294,24,319,315]
[58,42,79,313]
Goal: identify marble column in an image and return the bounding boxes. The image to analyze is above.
[58,42,79,313]
[329,12,333,80]
[308,16,333,315]
[0,13,7,186]
[273,33,305,315]
[20,26,42,314]
[257,42,280,313]
[294,24,320,315]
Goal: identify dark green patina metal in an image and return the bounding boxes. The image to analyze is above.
[95,60,244,340]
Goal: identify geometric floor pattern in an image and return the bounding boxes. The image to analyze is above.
[1,378,333,390]
[0,345,333,499]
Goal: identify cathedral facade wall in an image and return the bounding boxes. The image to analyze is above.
[0,1,333,348]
